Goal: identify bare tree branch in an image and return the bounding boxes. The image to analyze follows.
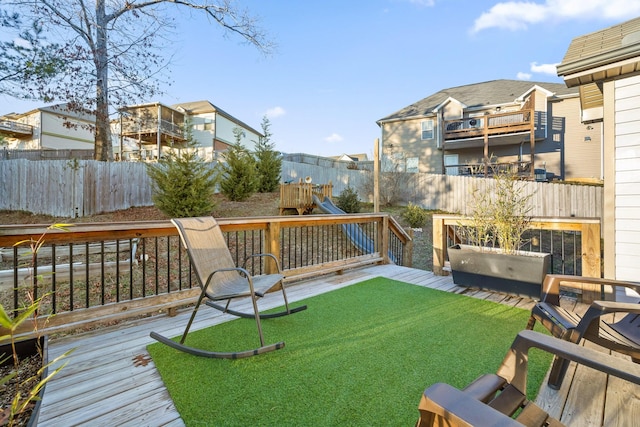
[0,0,276,161]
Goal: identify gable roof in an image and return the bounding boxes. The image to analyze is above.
[3,103,96,123]
[377,79,576,123]
[172,100,263,137]
[557,17,640,86]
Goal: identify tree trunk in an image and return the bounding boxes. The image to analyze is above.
[94,0,112,161]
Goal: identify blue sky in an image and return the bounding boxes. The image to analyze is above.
[3,0,640,157]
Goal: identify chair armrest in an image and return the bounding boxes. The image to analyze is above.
[499,330,640,391]
[575,300,640,337]
[590,300,640,314]
[540,275,640,304]
[243,253,282,273]
[418,383,522,427]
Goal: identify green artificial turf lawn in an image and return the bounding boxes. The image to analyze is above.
[147,277,551,426]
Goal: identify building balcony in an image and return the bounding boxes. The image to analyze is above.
[120,118,186,145]
[443,109,534,149]
[119,103,187,146]
[0,119,33,138]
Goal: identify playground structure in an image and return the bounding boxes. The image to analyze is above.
[312,195,398,264]
[279,179,333,215]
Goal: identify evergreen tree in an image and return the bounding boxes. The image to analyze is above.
[146,123,219,217]
[220,128,258,201]
[254,116,282,193]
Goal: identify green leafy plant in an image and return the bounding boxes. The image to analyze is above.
[402,203,428,228]
[460,167,533,254]
[336,185,361,213]
[1,224,73,426]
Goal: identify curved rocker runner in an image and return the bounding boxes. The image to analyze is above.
[150,217,307,358]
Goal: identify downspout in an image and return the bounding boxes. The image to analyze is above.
[519,142,524,169]
[213,111,217,161]
[600,123,604,181]
[38,110,43,149]
[157,104,161,159]
[119,113,123,161]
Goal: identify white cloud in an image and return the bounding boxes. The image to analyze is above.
[517,72,532,80]
[324,133,343,143]
[408,0,435,6]
[471,0,640,33]
[530,62,559,75]
[265,106,286,118]
[472,2,546,32]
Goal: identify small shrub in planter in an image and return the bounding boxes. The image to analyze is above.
[450,168,551,298]
[459,167,533,254]
[401,203,428,229]
[336,186,361,213]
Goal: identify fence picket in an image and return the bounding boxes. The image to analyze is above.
[0,159,603,219]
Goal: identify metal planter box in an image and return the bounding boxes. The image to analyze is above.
[448,244,550,299]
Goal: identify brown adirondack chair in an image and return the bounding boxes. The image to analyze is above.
[526,274,640,388]
[416,330,640,427]
[150,216,307,358]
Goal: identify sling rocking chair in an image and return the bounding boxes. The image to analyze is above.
[150,216,307,359]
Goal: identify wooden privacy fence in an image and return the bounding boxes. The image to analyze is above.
[407,174,602,218]
[0,159,154,217]
[0,159,603,219]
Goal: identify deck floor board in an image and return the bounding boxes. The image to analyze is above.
[37,265,638,426]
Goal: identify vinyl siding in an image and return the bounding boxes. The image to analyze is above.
[614,74,640,281]
[551,97,602,180]
[380,117,442,173]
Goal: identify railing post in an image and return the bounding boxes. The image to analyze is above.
[380,215,389,264]
[580,221,602,303]
[432,215,448,275]
[403,228,413,268]
[265,221,281,275]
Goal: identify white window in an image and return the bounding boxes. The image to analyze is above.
[421,120,434,140]
[406,157,419,173]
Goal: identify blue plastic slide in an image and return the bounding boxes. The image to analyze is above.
[312,195,397,264]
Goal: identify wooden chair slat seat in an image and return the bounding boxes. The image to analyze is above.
[416,330,640,427]
[527,274,640,388]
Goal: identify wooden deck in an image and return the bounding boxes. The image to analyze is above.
[37,265,640,426]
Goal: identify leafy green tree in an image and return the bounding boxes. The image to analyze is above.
[146,123,219,218]
[254,116,281,193]
[0,1,274,161]
[220,128,258,201]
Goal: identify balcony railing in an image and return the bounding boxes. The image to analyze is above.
[443,109,532,141]
[0,119,33,137]
[0,214,411,336]
[120,118,186,141]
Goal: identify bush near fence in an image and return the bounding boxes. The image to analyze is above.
[0,159,603,219]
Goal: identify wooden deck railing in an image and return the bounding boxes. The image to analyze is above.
[432,214,602,302]
[443,109,532,141]
[0,214,411,337]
